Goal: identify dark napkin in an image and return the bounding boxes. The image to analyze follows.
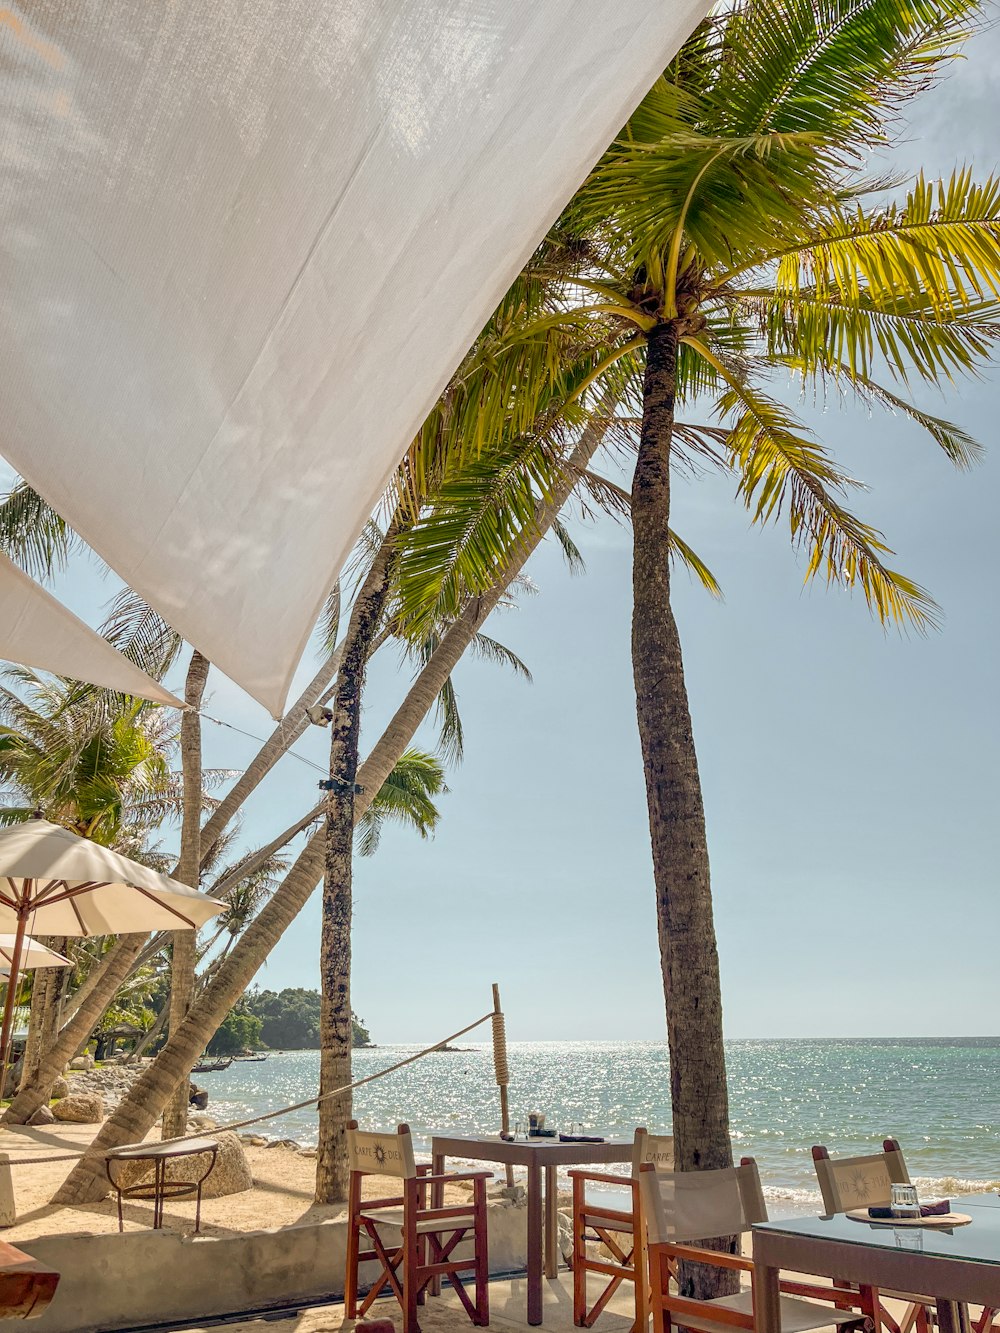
[867,1200,951,1218]
[559,1134,605,1143]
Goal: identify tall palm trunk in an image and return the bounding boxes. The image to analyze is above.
[198,602,341,867]
[315,535,398,1203]
[21,938,64,1089]
[52,414,615,1206]
[633,321,734,1299]
[163,649,211,1138]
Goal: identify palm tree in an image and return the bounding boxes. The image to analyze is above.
[0,669,178,845]
[49,398,621,1209]
[553,0,1000,1290]
[390,0,1000,1294]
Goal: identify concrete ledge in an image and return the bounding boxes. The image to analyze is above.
[0,1202,528,1333]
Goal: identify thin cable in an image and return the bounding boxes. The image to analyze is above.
[1,1008,497,1167]
[198,712,328,776]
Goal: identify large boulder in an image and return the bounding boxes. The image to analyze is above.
[52,1093,104,1123]
[201,1132,253,1198]
[68,1054,94,1072]
[49,1077,70,1100]
[111,1132,252,1201]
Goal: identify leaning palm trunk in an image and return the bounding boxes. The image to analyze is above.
[315,530,399,1202]
[163,649,211,1138]
[197,605,341,867]
[52,415,613,1205]
[633,322,734,1300]
[8,627,344,1116]
[2,934,149,1125]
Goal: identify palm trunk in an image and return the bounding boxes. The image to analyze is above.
[315,535,398,1203]
[126,1003,167,1062]
[163,649,211,1138]
[633,321,734,1299]
[2,934,148,1125]
[52,411,616,1205]
[21,937,65,1089]
[198,607,342,868]
[7,607,341,1120]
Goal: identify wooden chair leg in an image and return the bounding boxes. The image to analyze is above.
[474,1179,490,1326]
[345,1218,360,1317]
[633,1236,648,1333]
[860,1284,883,1333]
[573,1175,587,1326]
[403,1210,420,1333]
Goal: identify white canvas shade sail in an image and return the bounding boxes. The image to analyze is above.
[0,933,71,973]
[0,819,223,936]
[0,553,184,708]
[0,0,709,717]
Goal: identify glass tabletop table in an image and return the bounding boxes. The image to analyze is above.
[753,1205,1000,1333]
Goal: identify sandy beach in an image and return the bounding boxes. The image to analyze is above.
[0,1123,473,1244]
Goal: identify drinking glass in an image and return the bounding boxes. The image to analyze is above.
[890,1183,921,1220]
[894,1227,924,1251]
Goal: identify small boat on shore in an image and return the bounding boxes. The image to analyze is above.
[192,1056,234,1073]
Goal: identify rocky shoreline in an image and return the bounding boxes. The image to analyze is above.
[50,1058,318,1157]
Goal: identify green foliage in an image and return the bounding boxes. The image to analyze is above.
[354,748,447,856]
[0,480,81,577]
[543,0,1000,629]
[206,1009,264,1057]
[0,671,179,845]
[240,988,371,1049]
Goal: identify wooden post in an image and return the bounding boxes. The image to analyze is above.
[491,983,514,1188]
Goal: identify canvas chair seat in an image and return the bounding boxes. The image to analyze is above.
[361,1207,478,1234]
[679,1291,869,1333]
[570,1127,674,1333]
[640,1158,873,1333]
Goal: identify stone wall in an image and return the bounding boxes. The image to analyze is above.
[0,1201,529,1333]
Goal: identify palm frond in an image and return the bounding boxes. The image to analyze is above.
[468,633,533,682]
[550,518,585,574]
[354,749,447,856]
[100,586,184,680]
[711,0,978,145]
[0,481,82,577]
[766,172,1000,326]
[693,344,940,628]
[745,285,1000,384]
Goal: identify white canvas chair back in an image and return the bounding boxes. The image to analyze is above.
[347,1122,417,1179]
[632,1127,674,1175]
[812,1143,910,1214]
[639,1159,767,1246]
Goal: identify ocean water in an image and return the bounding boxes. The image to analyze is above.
[197,1039,1000,1213]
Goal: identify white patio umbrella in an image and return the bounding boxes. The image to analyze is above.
[0,934,72,975]
[0,818,223,1069]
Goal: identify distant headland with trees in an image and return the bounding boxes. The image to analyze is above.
[205,988,372,1056]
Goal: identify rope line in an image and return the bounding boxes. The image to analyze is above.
[0,1008,496,1168]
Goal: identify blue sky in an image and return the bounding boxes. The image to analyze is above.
[6,28,1000,1045]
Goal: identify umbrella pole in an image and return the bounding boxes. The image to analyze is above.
[0,904,29,1093]
[491,982,515,1188]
